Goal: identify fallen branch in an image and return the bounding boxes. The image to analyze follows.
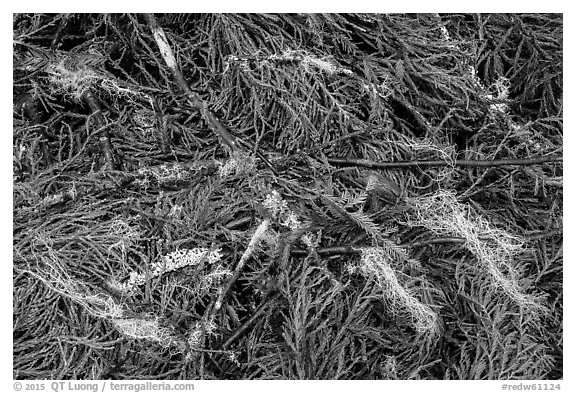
[291,230,562,256]
[145,13,241,154]
[327,155,562,169]
[210,220,270,316]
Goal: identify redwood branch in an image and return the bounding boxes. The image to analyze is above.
[327,155,562,169]
[291,230,562,256]
[145,13,240,153]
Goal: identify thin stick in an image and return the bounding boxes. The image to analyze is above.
[20,96,54,166]
[222,294,277,349]
[145,13,240,153]
[291,230,562,256]
[82,91,115,170]
[211,220,270,315]
[327,155,562,169]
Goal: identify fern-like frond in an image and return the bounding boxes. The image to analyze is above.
[14,45,106,72]
[320,194,384,243]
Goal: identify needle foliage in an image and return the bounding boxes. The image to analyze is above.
[13,13,562,380]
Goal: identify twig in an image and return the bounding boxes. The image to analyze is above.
[16,94,55,167]
[224,216,253,229]
[222,293,277,349]
[82,90,115,170]
[327,155,562,169]
[194,219,270,369]
[145,13,241,154]
[391,95,434,136]
[210,220,270,316]
[524,229,563,241]
[50,13,71,50]
[291,230,562,256]
[292,245,359,256]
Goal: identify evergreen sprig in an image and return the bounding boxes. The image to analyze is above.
[13,13,562,380]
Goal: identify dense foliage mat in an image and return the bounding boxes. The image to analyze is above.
[13,13,562,380]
